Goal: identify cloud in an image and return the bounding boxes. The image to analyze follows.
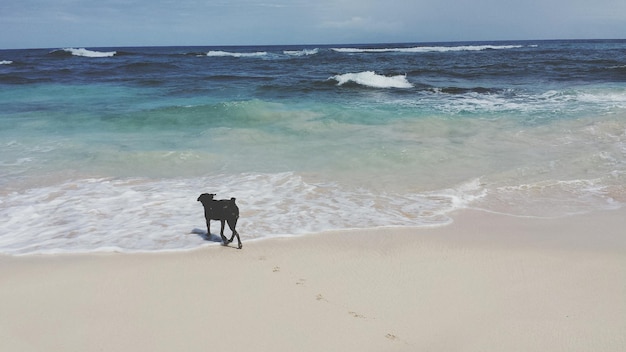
[318,16,404,41]
[1,0,625,48]
[320,16,367,29]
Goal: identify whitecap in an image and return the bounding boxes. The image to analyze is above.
[62,48,116,58]
[284,48,319,56]
[329,71,413,89]
[0,60,12,65]
[206,50,268,58]
[332,44,524,53]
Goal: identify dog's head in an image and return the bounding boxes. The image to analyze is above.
[197,193,216,204]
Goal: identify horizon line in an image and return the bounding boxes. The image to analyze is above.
[2,37,625,51]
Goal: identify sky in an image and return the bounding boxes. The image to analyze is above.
[1,0,625,49]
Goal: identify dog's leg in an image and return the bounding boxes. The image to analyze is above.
[227,217,237,243]
[227,219,242,249]
[206,218,211,236]
[234,231,242,249]
[219,220,228,245]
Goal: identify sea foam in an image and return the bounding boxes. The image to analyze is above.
[206,50,268,58]
[60,48,117,58]
[284,48,319,56]
[332,44,524,53]
[0,173,485,255]
[330,71,413,88]
[0,60,12,65]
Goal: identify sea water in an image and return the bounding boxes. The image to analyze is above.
[1,40,625,255]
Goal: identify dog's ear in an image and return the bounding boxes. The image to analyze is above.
[197,193,216,202]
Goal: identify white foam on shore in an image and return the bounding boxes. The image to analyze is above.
[2,170,621,256]
[0,173,486,255]
[475,179,624,218]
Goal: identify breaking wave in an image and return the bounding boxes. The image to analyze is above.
[52,48,117,58]
[206,50,268,58]
[332,44,525,53]
[284,48,319,56]
[329,71,413,88]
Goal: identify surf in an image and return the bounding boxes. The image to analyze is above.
[3,40,626,256]
[329,71,413,89]
[50,48,117,58]
[0,172,484,255]
[283,48,319,56]
[331,44,525,53]
[206,50,268,58]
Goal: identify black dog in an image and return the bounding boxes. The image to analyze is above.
[197,193,242,249]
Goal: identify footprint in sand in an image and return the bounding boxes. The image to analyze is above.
[385,333,397,341]
[272,266,280,272]
[348,311,366,319]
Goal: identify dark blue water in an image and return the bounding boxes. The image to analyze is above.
[1,40,625,254]
[2,41,625,89]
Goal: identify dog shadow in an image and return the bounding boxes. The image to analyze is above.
[191,228,224,243]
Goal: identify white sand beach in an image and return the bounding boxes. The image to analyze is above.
[1,208,625,351]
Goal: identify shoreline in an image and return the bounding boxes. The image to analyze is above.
[2,205,623,257]
[1,208,625,351]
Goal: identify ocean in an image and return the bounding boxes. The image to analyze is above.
[1,40,625,255]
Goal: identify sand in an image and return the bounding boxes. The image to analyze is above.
[1,208,625,352]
